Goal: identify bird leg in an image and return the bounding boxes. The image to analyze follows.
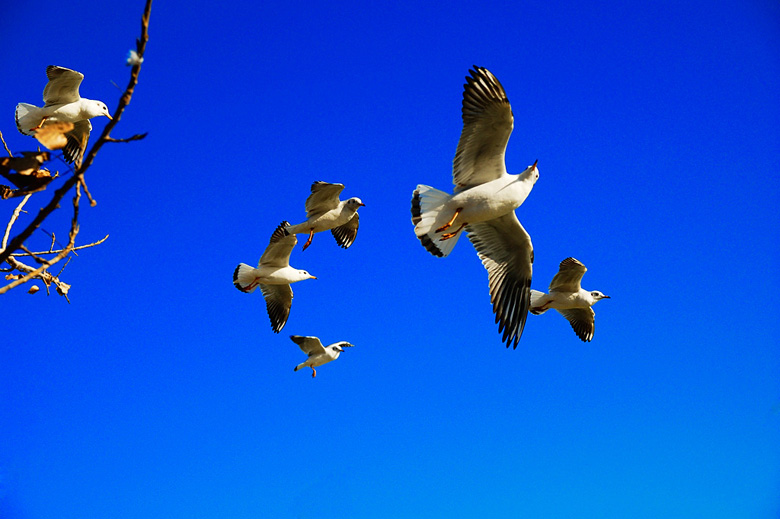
[311,367,317,378]
[440,223,467,241]
[301,229,315,251]
[435,208,462,233]
[530,301,552,314]
[30,116,50,131]
[237,279,260,293]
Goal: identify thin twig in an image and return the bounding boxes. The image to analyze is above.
[79,175,97,207]
[104,133,148,143]
[0,131,12,158]
[56,255,72,278]
[2,194,32,249]
[0,180,80,296]
[11,234,109,256]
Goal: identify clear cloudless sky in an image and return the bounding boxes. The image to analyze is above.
[1,0,778,517]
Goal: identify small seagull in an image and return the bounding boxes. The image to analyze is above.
[285,181,365,251]
[233,221,317,333]
[530,257,610,342]
[411,66,539,348]
[290,335,354,378]
[15,66,113,166]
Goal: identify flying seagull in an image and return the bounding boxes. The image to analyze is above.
[530,257,610,342]
[285,181,364,251]
[15,66,113,166]
[411,66,538,348]
[233,221,317,333]
[290,335,354,378]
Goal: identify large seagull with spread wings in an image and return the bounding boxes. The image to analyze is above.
[411,66,538,348]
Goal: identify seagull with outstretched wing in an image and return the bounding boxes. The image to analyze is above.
[286,181,364,251]
[16,66,113,166]
[530,257,610,342]
[233,222,317,333]
[290,335,353,378]
[411,66,538,348]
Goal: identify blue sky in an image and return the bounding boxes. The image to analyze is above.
[1,0,778,517]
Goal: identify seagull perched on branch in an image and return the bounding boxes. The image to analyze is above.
[290,335,353,378]
[411,66,538,348]
[530,257,610,342]
[285,181,364,251]
[15,66,112,166]
[233,221,316,333]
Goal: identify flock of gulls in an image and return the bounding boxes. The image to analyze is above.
[13,65,609,377]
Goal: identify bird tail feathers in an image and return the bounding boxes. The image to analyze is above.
[15,103,41,135]
[530,289,549,315]
[411,185,462,257]
[233,263,258,293]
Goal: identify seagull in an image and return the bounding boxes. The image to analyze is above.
[15,66,113,166]
[530,257,610,342]
[410,66,538,348]
[290,335,354,378]
[285,181,364,251]
[233,221,317,333]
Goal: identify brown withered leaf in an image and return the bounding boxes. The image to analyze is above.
[33,122,74,151]
[0,152,54,195]
[0,152,50,177]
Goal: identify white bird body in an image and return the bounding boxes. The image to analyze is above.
[531,288,601,311]
[414,166,538,240]
[290,335,354,377]
[530,257,610,342]
[15,66,112,165]
[239,265,313,286]
[286,181,364,250]
[410,66,538,348]
[233,221,316,333]
[16,99,108,130]
[286,201,359,234]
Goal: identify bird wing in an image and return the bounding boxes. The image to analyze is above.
[466,211,533,349]
[452,66,513,189]
[259,283,293,333]
[331,213,359,248]
[305,181,344,217]
[557,307,596,342]
[61,120,91,166]
[43,66,84,105]
[258,221,296,268]
[289,335,327,356]
[549,257,587,292]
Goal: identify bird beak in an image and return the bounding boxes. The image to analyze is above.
[310,275,317,279]
[603,295,611,299]
[106,114,113,120]
[532,159,538,169]
[360,202,366,207]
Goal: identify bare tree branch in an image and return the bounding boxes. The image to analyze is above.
[0,131,13,158]
[11,234,109,256]
[0,0,152,296]
[2,194,31,249]
[0,184,80,298]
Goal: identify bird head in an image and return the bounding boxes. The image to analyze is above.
[346,198,365,210]
[521,160,539,184]
[591,291,610,302]
[298,269,317,280]
[91,101,112,120]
